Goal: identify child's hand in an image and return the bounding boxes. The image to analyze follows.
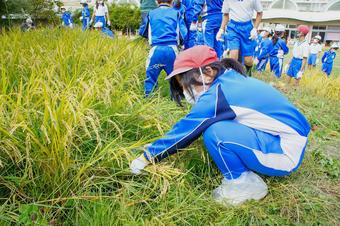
[216,29,225,42]
[297,71,303,79]
[130,154,150,175]
[249,28,258,40]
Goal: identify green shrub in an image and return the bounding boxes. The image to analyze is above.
[109,4,141,31]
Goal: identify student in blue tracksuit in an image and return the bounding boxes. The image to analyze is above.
[255,27,272,73]
[322,44,338,77]
[90,0,110,28]
[286,25,310,85]
[269,24,289,78]
[217,0,263,76]
[139,0,188,97]
[307,35,322,69]
[191,0,223,58]
[130,46,310,205]
[182,0,196,49]
[61,7,73,28]
[80,0,91,31]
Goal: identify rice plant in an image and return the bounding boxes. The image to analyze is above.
[0,28,339,225]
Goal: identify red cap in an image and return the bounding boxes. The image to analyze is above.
[297,25,310,35]
[165,45,218,80]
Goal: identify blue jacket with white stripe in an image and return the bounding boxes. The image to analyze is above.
[144,70,310,165]
[270,38,289,57]
[322,51,336,64]
[61,12,73,26]
[139,4,188,46]
[82,6,91,18]
[257,38,274,60]
[192,0,223,23]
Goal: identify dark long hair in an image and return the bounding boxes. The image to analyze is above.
[96,1,104,9]
[272,31,284,46]
[170,58,246,106]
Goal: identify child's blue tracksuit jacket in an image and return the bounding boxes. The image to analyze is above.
[143,69,310,179]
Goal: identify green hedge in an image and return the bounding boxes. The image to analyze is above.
[72,4,140,31]
[109,4,141,31]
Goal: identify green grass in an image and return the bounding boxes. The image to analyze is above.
[0,29,339,225]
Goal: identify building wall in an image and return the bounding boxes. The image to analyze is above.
[262,0,340,12]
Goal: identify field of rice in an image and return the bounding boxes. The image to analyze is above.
[0,28,339,225]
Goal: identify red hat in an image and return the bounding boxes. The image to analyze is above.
[165,45,218,80]
[297,25,310,35]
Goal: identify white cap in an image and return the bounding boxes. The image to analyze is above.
[26,17,33,24]
[331,43,339,49]
[263,27,272,33]
[80,0,87,4]
[314,35,322,40]
[94,22,103,28]
[275,24,285,32]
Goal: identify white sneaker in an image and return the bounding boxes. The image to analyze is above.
[212,171,268,206]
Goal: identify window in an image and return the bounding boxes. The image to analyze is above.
[327,1,340,11]
[313,26,326,30]
[270,0,298,10]
[290,30,297,39]
[311,32,325,41]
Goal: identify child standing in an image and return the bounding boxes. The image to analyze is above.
[255,27,272,74]
[139,0,187,97]
[191,0,224,58]
[80,0,91,31]
[90,0,111,28]
[322,43,338,77]
[217,0,263,76]
[307,35,322,69]
[285,25,310,85]
[269,24,289,78]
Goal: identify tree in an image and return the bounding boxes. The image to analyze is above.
[0,0,59,24]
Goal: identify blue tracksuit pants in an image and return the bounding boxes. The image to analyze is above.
[82,17,90,31]
[256,58,268,72]
[145,45,177,96]
[203,120,306,179]
[322,62,333,76]
[270,56,284,78]
[202,15,223,58]
[185,20,197,49]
